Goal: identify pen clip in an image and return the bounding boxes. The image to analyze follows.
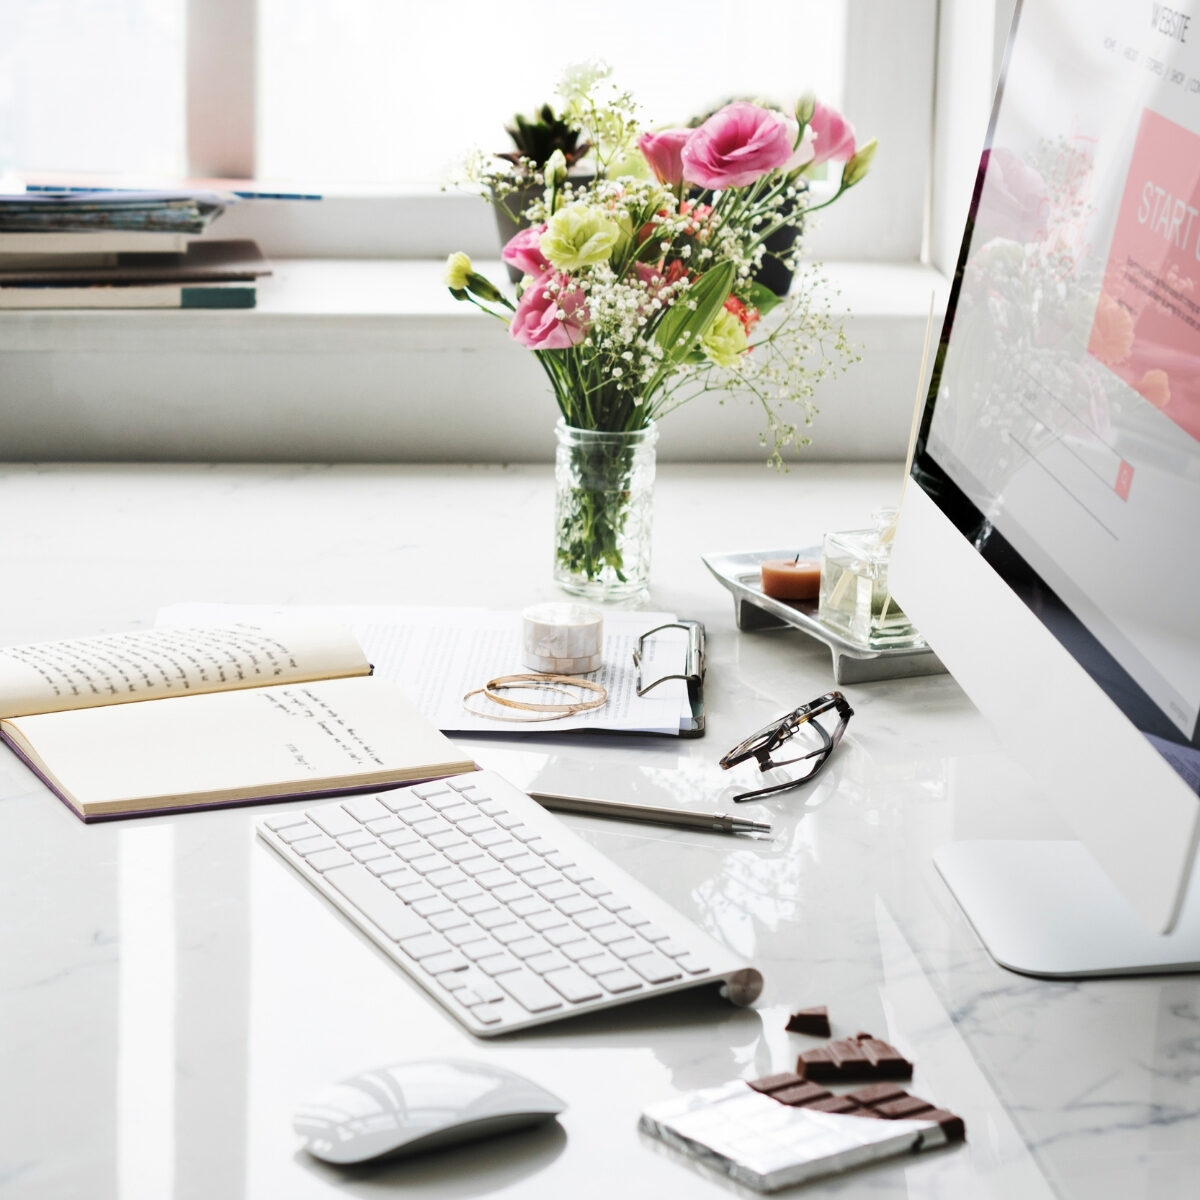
[633,621,705,697]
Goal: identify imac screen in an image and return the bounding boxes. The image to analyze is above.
[913,0,1200,792]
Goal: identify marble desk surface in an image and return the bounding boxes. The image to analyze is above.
[1,461,1196,1200]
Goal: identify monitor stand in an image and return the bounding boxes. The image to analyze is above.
[934,841,1200,977]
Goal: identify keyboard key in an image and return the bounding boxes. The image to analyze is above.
[490,923,531,946]
[445,923,485,946]
[675,953,711,975]
[444,843,487,865]
[409,853,453,877]
[461,937,503,961]
[476,952,521,977]
[540,880,578,902]
[443,880,484,902]
[506,855,545,876]
[563,941,607,965]
[509,894,550,918]
[594,927,638,949]
[595,967,643,993]
[476,799,507,816]
[425,793,466,813]
[423,950,468,974]
[343,795,392,823]
[339,830,376,851]
[640,923,670,943]
[576,951,622,976]
[459,894,499,917]
[545,925,588,948]
[380,828,419,849]
[508,935,551,960]
[525,950,570,975]
[527,910,569,933]
[557,894,595,917]
[304,847,354,873]
[476,908,516,931]
[265,812,308,831]
[411,816,449,837]
[351,842,392,864]
[494,811,524,829]
[324,864,430,942]
[522,866,561,888]
[544,851,574,870]
[440,803,476,822]
[429,909,471,932]
[395,881,436,904]
[397,932,453,961]
[581,879,611,898]
[411,895,453,918]
[487,841,525,862]
[473,828,509,848]
[364,815,403,835]
[493,881,533,905]
[366,855,404,878]
[411,781,453,800]
[456,816,494,836]
[497,972,563,1012]
[378,867,420,890]
[626,951,682,983]
[426,866,467,889]
[565,866,592,884]
[427,829,467,851]
[279,822,320,844]
[544,966,603,1003]
[397,803,437,824]
[292,835,337,857]
[307,806,361,838]
[476,868,518,890]
[572,909,613,930]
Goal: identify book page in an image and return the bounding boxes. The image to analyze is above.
[157,603,693,735]
[2,675,472,817]
[0,622,370,719]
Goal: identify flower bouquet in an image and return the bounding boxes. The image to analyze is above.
[447,65,875,598]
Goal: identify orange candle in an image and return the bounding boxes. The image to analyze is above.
[760,557,821,600]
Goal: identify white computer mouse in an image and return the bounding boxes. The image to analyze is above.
[293,1058,567,1165]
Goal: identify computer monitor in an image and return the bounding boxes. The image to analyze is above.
[890,0,1200,976]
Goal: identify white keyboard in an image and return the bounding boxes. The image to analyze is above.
[257,770,763,1036]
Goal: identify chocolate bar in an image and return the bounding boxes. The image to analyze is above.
[796,1032,912,1082]
[785,1005,832,1037]
[747,1074,965,1142]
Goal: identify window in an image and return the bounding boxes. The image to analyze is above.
[2,0,942,262]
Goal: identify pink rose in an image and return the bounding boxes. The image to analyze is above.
[501,224,551,277]
[975,148,1049,244]
[809,102,856,165]
[639,128,691,186]
[510,271,589,349]
[681,102,796,189]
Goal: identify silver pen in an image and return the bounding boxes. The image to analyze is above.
[529,790,771,835]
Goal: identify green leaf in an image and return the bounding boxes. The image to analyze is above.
[744,281,784,318]
[654,260,735,367]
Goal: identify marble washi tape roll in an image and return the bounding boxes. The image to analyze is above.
[522,603,603,674]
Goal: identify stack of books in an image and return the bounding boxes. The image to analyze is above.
[0,189,271,309]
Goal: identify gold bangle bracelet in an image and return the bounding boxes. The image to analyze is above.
[484,673,607,713]
[461,672,608,722]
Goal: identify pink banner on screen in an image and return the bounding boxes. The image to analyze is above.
[1088,107,1200,442]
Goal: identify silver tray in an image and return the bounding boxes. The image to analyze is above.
[701,548,946,684]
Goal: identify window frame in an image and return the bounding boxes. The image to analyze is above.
[186,0,946,263]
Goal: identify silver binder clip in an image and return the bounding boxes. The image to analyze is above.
[633,621,706,697]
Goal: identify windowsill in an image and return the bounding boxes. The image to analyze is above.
[0,258,949,463]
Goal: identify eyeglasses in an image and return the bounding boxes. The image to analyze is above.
[719,691,854,803]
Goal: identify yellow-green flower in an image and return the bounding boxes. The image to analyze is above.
[541,203,621,271]
[444,251,473,291]
[701,307,749,367]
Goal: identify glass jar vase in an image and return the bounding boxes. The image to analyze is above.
[553,420,657,601]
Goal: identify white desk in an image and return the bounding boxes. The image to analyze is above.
[2,461,1195,1200]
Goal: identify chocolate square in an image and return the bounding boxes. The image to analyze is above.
[784,1005,832,1037]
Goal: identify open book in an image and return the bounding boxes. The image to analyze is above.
[0,622,475,821]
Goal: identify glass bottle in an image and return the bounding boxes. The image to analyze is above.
[817,507,922,648]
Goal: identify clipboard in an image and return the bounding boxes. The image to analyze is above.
[633,620,706,738]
